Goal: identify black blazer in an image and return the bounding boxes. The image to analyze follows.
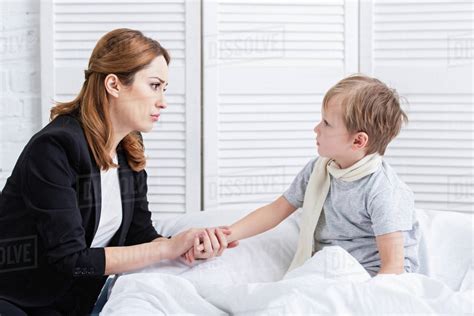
[0,114,162,315]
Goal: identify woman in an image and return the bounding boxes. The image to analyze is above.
[0,28,234,315]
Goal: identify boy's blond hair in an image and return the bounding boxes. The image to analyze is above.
[323,74,408,155]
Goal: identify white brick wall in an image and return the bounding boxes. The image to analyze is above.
[0,0,41,189]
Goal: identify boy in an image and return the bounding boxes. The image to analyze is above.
[187,75,419,276]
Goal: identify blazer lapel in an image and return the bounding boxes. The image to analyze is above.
[86,155,102,246]
[111,146,134,246]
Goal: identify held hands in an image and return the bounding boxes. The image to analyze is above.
[155,226,239,263]
[182,226,239,264]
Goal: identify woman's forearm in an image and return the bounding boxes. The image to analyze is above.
[228,196,296,243]
[104,239,169,275]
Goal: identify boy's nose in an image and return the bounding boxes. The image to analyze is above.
[314,123,320,134]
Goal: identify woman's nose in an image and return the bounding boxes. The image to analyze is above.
[156,99,167,109]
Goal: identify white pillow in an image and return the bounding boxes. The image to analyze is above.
[132,208,300,290]
[416,209,473,290]
[111,207,472,297]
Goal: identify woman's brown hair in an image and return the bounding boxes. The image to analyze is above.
[50,28,170,172]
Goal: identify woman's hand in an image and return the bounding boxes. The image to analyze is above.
[183,226,239,264]
[104,228,209,275]
[158,228,207,261]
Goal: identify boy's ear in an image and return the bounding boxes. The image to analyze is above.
[104,74,121,98]
[352,132,369,150]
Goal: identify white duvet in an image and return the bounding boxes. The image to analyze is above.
[101,209,474,315]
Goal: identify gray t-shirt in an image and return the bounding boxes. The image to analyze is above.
[283,158,420,276]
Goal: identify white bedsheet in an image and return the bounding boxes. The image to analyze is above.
[101,208,473,315]
[203,247,473,315]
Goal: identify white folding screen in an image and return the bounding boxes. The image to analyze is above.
[360,0,473,213]
[40,0,201,219]
[39,0,472,215]
[203,0,359,211]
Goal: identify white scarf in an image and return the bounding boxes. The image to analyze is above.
[286,153,382,272]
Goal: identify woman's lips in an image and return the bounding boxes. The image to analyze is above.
[151,114,160,122]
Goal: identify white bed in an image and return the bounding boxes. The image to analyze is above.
[100,208,473,315]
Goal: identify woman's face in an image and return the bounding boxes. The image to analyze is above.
[110,55,169,134]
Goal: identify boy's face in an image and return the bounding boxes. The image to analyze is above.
[314,95,363,168]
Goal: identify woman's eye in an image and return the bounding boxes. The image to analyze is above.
[151,83,161,90]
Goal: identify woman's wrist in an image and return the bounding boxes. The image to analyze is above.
[150,238,172,261]
[152,236,170,242]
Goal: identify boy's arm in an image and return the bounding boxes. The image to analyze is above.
[375,231,405,275]
[227,195,297,243]
[181,196,297,264]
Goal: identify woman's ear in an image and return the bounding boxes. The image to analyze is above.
[352,132,369,150]
[104,74,120,98]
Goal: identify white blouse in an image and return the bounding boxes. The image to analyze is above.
[91,155,123,248]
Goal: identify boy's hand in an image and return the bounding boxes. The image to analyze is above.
[182,226,239,265]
